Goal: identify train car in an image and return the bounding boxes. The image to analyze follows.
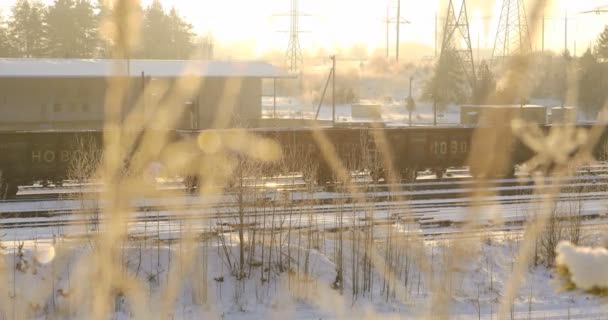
[0,130,103,198]
[0,126,511,199]
[3,124,607,200]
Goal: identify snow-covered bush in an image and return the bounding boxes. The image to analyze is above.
[555,241,608,291]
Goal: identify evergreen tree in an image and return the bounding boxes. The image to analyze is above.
[73,0,99,57]
[139,0,169,58]
[45,0,77,57]
[167,7,194,59]
[595,26,608,62]
[94,0,110,57]
[46,0,98,58]
[93,0,143,58]
[138,1,194,59]
[9,0,46,57]
[0,18,15,57]
[578,49,604,114]
[423,49,468,110]
[472,60,496,104]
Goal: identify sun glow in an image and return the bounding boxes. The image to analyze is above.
[145,0,442,57]
[11,0,607,58]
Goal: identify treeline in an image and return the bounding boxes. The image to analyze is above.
[0,0,196,59]
[423,26,608,116]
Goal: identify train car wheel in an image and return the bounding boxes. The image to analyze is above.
[401,167,418,183]
[302,170,316,188]
[434,168,446,179]
[370,169,386,184]
[184,176,199,194]
[469,165,482,179]
[505,166,516,179]
[0,169,12,200]
[7,184,18,199]
[0,182,17,200]
[316,165,333,186]
[0,182,6,200]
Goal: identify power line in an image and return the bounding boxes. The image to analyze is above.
[381,1,410,62]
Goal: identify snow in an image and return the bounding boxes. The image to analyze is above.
[261,96,463,126]
[2,235,606,319]
[556,241,608,291]
[3,171,608,318]
[0,59,292,79]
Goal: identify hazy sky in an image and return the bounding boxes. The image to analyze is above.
[0,0,607,57]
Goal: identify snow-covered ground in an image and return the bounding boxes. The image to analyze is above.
[1,231,607,319]
[2,173,608,318]
[261,96,462,126]
[261,95,597,127]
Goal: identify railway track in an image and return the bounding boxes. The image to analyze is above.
[9,164,608,202]
[1,170,608,242]
[6,171,608,202]
[0,166,608,238]
[3,173,608,215]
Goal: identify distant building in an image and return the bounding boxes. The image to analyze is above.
[549,107,577,124]
[351,104,382,120]
[0,59,291,131]
[461,105,547,126]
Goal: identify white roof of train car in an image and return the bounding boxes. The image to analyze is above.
[0,58,293,79]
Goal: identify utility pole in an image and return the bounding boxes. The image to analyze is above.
[433,100,437,126]
[435,12,438,57]
[477,34,480,62]
[407,76,415,127]
[541,15,545,52]
[314,60,334,122]
[141,71,146,126]
[273,78,277,119]
[383,1,409,62]
[564,11,568,54]
[386,7,390,58]
[332,55,336,126]
[396,0,401,62]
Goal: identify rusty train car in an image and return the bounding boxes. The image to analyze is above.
[0,126,544,199]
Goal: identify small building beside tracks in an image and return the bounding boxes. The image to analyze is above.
[0,58,293,131]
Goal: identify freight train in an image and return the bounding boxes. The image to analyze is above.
[0,125,562,200]
[1,59,602,200]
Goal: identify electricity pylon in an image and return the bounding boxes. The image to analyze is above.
[492,0,532,60]
[285,0,304,72]
[439,0,476,89]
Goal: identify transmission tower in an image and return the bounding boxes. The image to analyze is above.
[439,0,476,89]
[492,0,532,60]
[285,0,304,72]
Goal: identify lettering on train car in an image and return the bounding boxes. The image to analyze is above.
[430,140,468,156]
[32,150,84,163]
